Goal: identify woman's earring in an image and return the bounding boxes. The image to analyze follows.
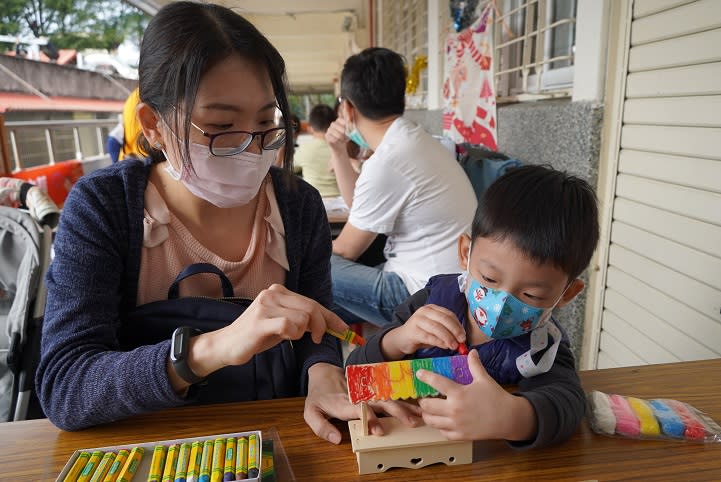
[155,142,163,149]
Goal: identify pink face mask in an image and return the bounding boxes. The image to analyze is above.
[163,141,276,208]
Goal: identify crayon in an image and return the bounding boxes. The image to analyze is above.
[223,438,236,482]
[248,434,259,479]
[103,449,130,482]
[210,438,225,482]
[63,451,91,482]
[235,437,248,480]
[78,450,104,482]
[199,439,213,482]
[175,442,191,482]
[457,342,469,355]
[147,445,167,482]
[161,445,179,482]
[325,327,366,345]
[90,452,116,482]
[116,446,145,482]
[186,441,203,482]
[261,440,274,480]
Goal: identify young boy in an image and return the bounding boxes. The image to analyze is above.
[346,164,599,449]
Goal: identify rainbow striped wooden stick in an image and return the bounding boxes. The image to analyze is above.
[345,355,472,404]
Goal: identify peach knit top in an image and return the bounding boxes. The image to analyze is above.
[137,175,288,305]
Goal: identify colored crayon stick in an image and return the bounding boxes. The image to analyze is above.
[116,446,144,482]
[210,438,225,482]
[325,327,366,345]
[223,438,236,482]
[186,441,202,482]
[103,449,130,482]
[175,442,191,482]
[63,451,91,482]
[147,445,167,482]
[260,440,274,480]
[161,445,179,482]
[90,452,116,482]
[235,437,248,480]
[247,434,259,479]
[199,440,213,482]
[78,450,104,482]
[457,342,469,355]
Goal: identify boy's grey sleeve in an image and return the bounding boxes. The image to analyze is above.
[508,340,586,449]
[344,288,431,366]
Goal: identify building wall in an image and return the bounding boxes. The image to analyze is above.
[0,56,136,99]
[406,100,604,363]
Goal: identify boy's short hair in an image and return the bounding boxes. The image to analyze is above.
[308,104,337,133]
[340,47,406,120]
[471,164,599,280]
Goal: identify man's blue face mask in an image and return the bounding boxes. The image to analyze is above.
[346,123,370,150]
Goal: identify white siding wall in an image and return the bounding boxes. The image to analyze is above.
[597,0,721,368]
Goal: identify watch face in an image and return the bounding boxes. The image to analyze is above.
[171,329,185,361]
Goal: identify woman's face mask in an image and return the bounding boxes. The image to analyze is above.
[161,119,277,208]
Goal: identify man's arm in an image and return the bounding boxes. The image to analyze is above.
[332,222,377,261]
[325,118,359,208]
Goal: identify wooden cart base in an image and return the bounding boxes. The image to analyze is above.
[348,417,473,474]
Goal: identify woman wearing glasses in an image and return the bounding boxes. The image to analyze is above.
[35,2,411,442]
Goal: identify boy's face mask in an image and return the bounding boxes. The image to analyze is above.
[458,244,567,339]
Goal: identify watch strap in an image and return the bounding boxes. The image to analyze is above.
[171,327,205,385]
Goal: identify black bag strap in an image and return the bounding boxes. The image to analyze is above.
[167,263,234,299]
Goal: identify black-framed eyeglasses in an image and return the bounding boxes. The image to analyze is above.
[191,122,286,156]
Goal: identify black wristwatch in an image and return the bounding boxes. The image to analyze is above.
[170,327,205,385]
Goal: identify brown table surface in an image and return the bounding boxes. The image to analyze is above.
[2,358,721,481]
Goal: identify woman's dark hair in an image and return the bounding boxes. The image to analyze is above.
[137,1,294,177]
[340,47,406,120]
[471,164,600,280]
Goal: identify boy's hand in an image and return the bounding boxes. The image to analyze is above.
[381,304,466,360]
[415,349,538,442]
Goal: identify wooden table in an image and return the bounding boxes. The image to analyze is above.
[2,359,720,481]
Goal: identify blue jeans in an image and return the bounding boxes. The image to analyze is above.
[330,254,410,327]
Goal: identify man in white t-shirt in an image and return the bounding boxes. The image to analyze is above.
[326,47,477,326]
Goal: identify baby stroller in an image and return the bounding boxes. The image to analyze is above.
[0,178,58,422]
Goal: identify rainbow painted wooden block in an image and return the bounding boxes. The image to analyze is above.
[346,355,472,404]
[345,355,475,474]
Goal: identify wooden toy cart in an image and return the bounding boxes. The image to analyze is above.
[346,357,474,474]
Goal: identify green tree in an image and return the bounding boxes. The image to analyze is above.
[0,0,149,52]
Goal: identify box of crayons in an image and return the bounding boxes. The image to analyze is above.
[56,430,265,482]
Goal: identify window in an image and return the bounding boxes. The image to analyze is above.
[494,0,577,99]
[377,0,429,108]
